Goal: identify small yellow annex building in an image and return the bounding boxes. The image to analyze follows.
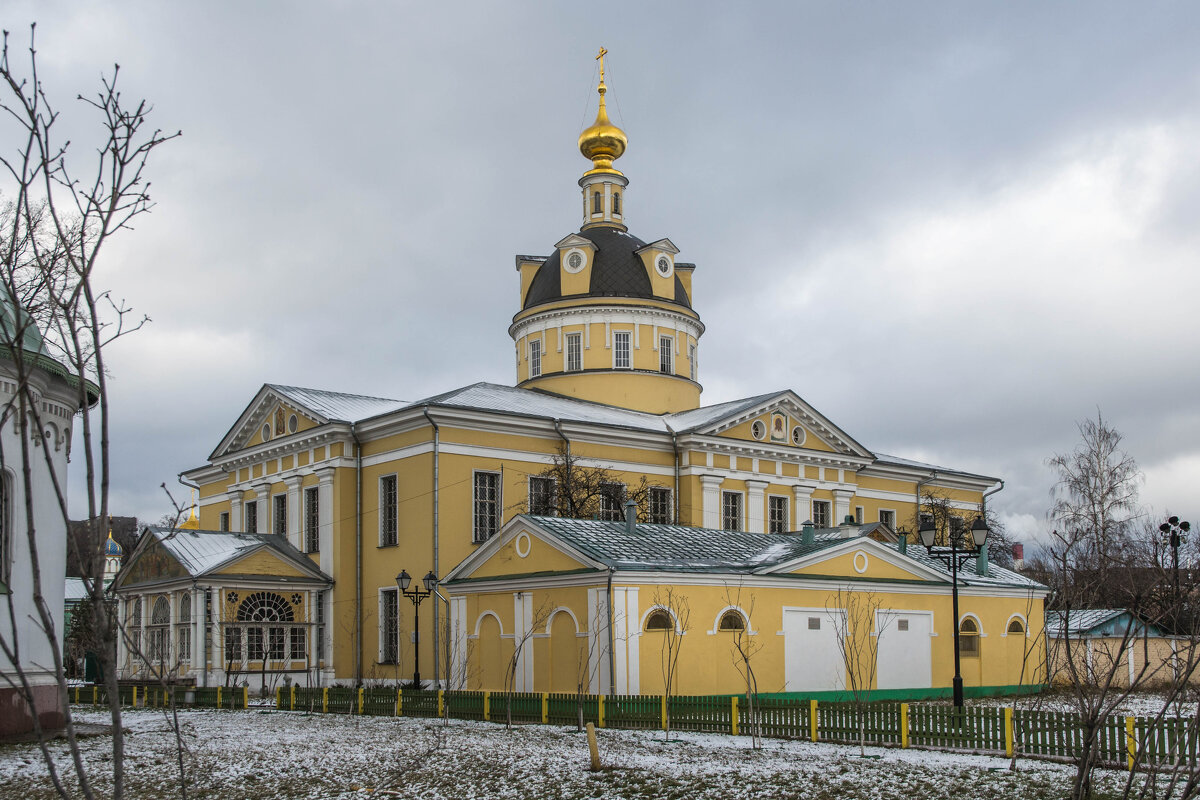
[113,52,1048,696]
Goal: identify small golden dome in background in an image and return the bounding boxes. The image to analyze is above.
[579,48,627,174]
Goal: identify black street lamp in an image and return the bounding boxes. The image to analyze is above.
[396,569,438,689]
[1159,516,1191,602]
[917,515,989,709]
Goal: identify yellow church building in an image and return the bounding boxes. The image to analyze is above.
[113,54,1047,696]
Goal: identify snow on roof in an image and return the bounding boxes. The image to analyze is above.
[142,527,330,581]
[64,577,89,602]
[1045,608,1150,638]
[268,384,407,423]
[663,392,779,431]
[412,383,673,432]
[872,453,999,481]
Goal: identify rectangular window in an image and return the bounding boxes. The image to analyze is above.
[648,487,672,524]
[566,332,582,372]
[659,335,673,374]
[768,496,789,534]
[855,506,864,524]
[290,627,306,660]
[245,502,258,534]
[722,491,743,532]
[379,475,398,546]
[473,472,500,543]
[381,588,399,663]
[219,511,230,532]
[529,339,542,378]
[0,475,9,587]
[304,487,320,553]
[812,500,830,527]
[950,516,965,538]
[898,619,909,632]
[273,494,287,536]
[247,627,264,661]
[879,509,895,528]
[689,344,697,381]
[528,476,555,516]
[268,627,285,659]
[177,626,191,662]
[224,627,241,663]
[808,617,821,630]
[316,591,326,665]
[613,331,631,369]
[599,482,625,521]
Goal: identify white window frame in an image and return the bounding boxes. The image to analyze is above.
[648,486,672,524]
[379,474,398,547]
[565,332,583,372]
[473,471,501,543]
[245,500,258,534]
[878,509,896,528]
[528,476,556,516]
[218,511,230,532]
[812,499,831,528]
[767,495,789,534]
[378,587,399,664]
[855,505,864,524]
[529,338,542,379]
[272,494,287,536]
[659,335,673,374]
[304,486,320,553]
[613,330,631,369]
[599,482,625,521]
[722,490,744,532]
[689,343,697,381]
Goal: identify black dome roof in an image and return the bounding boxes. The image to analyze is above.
[523,227,692,310]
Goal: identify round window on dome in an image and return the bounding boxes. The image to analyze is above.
[655,255,672,277]
[261,423,271,441]
[564,249,586,274]
[751,420,766,440]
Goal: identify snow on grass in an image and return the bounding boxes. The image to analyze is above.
[965,691,1199,719]
[0,709,1135,799]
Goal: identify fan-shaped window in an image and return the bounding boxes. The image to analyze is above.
[593,192,602,214]
[645,609,672,631]
[718,610,745,631]
[237,591,294,622]
[151,596,170,625]
[1007,618,1025,635]
[959,617,980,656]
[613,192,621,215]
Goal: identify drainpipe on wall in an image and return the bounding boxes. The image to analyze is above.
[351,422,362,686]
[606,567,616,697]
[668,426,680,524]
[981,479,1005,518]
[422,407,441,689]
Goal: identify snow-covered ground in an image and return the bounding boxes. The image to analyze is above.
[0,709,1139,799]
[966,691,1200,719]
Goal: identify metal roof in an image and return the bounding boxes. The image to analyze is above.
[412,382,675,432]
[1045,608,1154,638]
[139,527,331,582]
[269,384,407,423]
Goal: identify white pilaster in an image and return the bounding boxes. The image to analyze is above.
[284,476,303,548]
[833,489,854,526]
[699,475,723,529]
[316,467,336,576]
[253,481,271,533]
[229,495,243,534]
[792,483,816,526]
[745,480,768,534]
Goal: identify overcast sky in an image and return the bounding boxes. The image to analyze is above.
[9,2,1199,547]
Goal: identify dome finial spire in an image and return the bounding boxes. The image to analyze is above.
[579,47,627,175]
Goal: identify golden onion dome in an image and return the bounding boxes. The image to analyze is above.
[579,50,627,174]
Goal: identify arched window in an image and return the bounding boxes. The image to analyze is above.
[958,618,980,656]
[645,609,672,631]
[718,610,745,631]
[612,192,621,215]
[177,592,192,663]
[129,597,142,626]
[1007,618,1025,635]
[151,596,170,624]
[149,596,170,663]
[593,191,602,214]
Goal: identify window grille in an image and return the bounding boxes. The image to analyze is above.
[599,483,625,521]
[380,476,398,546]
[529,477,555,516]
[381,589,399,663]
[473,472,500,542]
[245,502,258,534]
[659,336,673,374]
[648,487,672,524]
[273,494,287,536]
[613,331,631,369]
[566,333,582,372]
[722,491,743,532]
[812,500,831,527]
[304,487,320,552]
[529,339,542,378]
[768,496,789,533]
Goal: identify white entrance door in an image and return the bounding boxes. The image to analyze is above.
[783,608,845,692]
[875,611,932,690]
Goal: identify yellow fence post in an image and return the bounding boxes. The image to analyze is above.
[483,691,490,721]
[661,695,668,731]
[1004,707,1014,758]
[92,685,98,705]
[810,699,818,742]
[598,695,605,729]
[397,688,403,717]
[438,690,445,718]
[322,687,328,713]
[216,686,222,709]
[131,686,138,708]
[358,688,364,715]
[291,685,296,711]
[542,693,549,724]
[243,686,249,709]
[731,696,739,737]
[1126,716,1137,771]
[901,703,910,749]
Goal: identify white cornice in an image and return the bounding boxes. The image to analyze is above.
[510,304,705,339]
[678,433,871,471]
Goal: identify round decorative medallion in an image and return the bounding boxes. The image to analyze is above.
[288,414,298,434]
[515,531,532,558]
[791,426,806,447]
[751,420,766,440]
[655,255,672,277]
[290,593,303,605]
[226,591,239,604]
[261,423,271,441]
[853,551,869,574]
[564,249,586,274]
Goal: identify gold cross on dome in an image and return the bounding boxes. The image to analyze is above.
[596,47,607,81]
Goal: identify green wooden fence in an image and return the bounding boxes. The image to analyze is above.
[69,684,1200,771]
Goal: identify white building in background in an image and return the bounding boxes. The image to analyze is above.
[0,298,94,738]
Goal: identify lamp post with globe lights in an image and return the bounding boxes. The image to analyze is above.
[1160,516,1191,604]
[396,569,438,689]
[917,515,990,709]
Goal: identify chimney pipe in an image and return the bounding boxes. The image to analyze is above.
[624,499,637,536]
[801,520,815,546]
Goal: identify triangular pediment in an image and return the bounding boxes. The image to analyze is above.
[635,238,680,256]
[763,537,947,583]
[210,385,329,459]
[113,534,191,589]
[444,516,603,584]
[554,233,596,251]
[210,545,314,580]
[689,391,873,460]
